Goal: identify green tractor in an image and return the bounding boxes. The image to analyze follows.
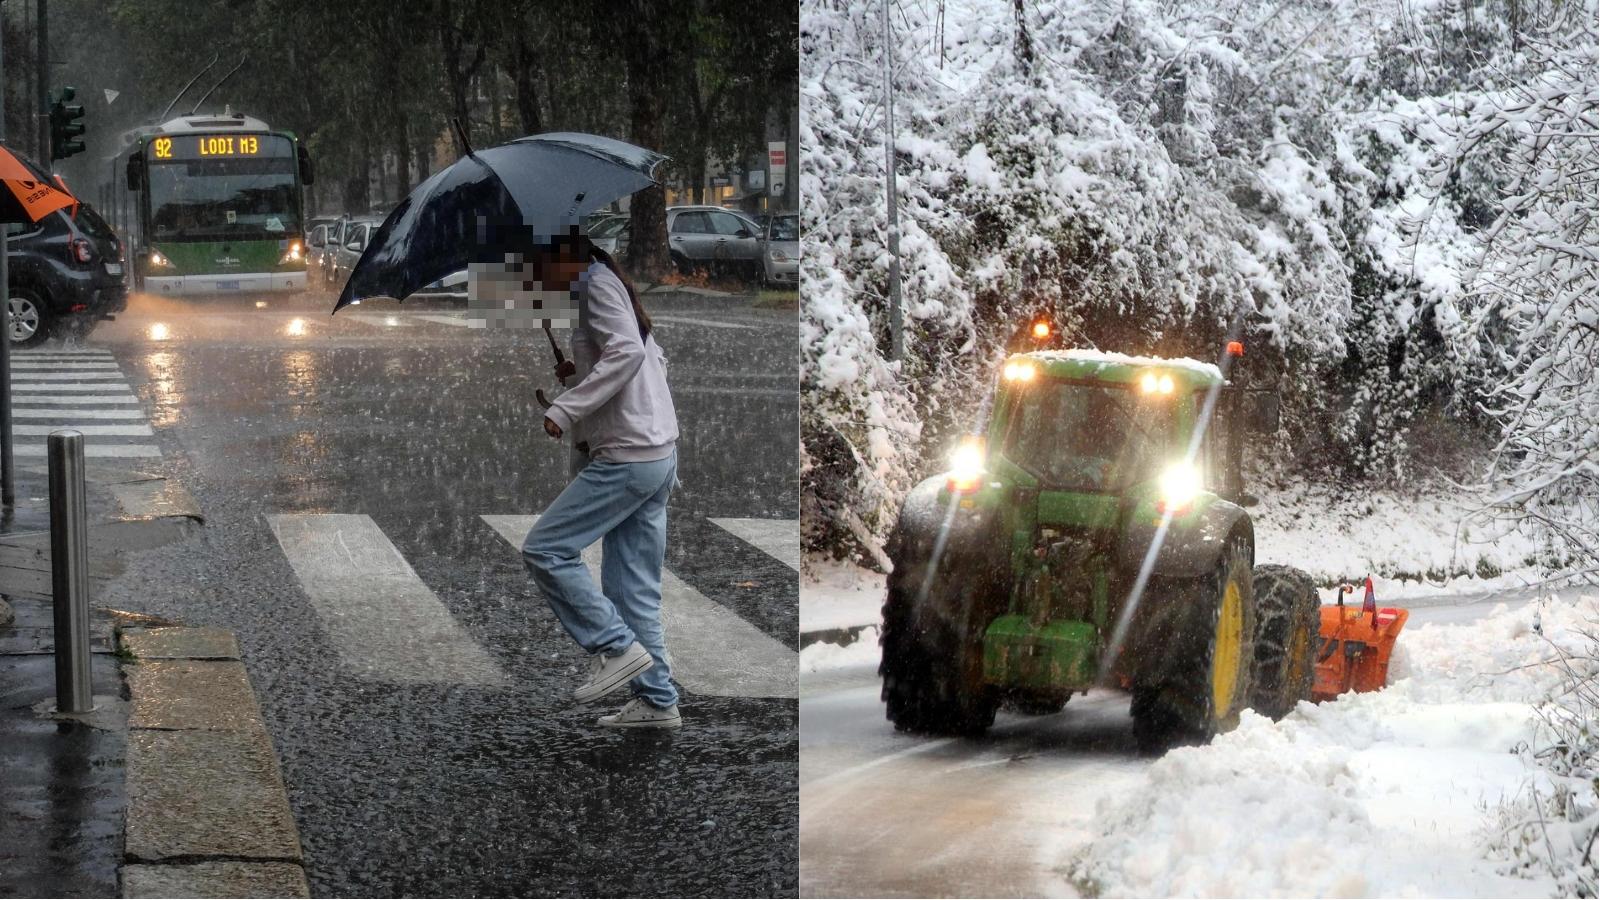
[880,343,1322,752]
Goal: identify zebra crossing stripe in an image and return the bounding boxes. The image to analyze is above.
[13,395,141,405]
[13,384,136,393]
[10,408,146,419]
[414,314,473,328]
[710,518,801,572]
[12,444,160,458]
[11,424,152,436]
[480,515,797,700]
[268,514,509,687]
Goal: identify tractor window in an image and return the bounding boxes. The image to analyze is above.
[1001,379,1178,492]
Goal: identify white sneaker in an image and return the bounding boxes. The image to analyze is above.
[573,641,654,704]
[598,698,682,729]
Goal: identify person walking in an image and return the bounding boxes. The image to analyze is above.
[521,232,682,729]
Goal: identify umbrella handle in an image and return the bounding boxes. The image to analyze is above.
[536,388,553,409]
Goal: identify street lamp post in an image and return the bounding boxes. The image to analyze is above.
[882,0,904,363]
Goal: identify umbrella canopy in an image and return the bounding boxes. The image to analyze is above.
[334,132,666,312]
[0,146,76,224]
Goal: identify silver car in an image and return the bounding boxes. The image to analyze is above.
[666,205,762,280]
[331,218,383,290]
[762,213,798,287]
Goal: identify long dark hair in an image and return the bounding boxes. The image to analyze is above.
[584,242,652,340]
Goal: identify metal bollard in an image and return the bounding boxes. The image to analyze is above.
[49,430,93,714]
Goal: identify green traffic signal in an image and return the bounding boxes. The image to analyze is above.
[50,86,87,161]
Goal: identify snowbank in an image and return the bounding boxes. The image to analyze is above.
[1251,478,1557,596]
[799,556,886,634]
[1073,596,1594,898]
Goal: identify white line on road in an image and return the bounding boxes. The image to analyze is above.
[11,424,153,436]
[10,362,122,370]
[12,373,129,383]
[12,443,161,458]
[13,384,136,393]
[710,518,801,572]
[481,515,797,699]
[8,408,147,419]
[14,352,113,359]
[650,315,758,331]
[12,395,141,405]
[414,314,474,328]
[268,514,508,687]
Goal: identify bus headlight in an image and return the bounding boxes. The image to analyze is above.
[1157,461,1203,514]
[279,241,304,265]
[947,436,986,493]
[148,250,172,268]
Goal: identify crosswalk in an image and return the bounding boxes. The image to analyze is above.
[7,348,159,458]
[269,513,799,699]
[341,310,760,333]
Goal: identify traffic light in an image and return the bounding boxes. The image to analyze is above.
[49,86,86,161]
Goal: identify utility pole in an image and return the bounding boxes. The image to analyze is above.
[882,0,904,363]
[1,2,16,507]
[35,0,47,168]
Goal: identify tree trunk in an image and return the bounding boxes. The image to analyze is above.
[391,115,409,201]
[621,1,671,280]
[511,32,544,135]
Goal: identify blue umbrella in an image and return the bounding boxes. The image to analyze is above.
[332,131,666,312]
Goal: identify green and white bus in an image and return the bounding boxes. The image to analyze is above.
[123,112,314,295]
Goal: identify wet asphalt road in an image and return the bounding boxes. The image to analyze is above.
[76,287,798,896]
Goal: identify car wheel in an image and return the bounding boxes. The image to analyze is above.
[8,289,51,348]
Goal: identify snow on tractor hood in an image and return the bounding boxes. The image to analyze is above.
[1026,348,1225,382]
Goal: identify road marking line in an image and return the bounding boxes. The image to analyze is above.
[12,374,129,383]
[11,424,152,436]
[481,515,797,699]
[650,315,758,331]
[14,352,113,359]
[414,314,473,328]
[267,514,508,687]
[9,408,147,419]
[10,362,122,370]
[13,384,136,393]
[12,395,142,405]
[710,518,801,572]
[344,313,420,328]
[13,443,160,458]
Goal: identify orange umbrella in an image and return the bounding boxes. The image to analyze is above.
[0,145,76,223]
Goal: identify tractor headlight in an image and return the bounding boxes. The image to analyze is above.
[947,436,986,493]
[1157,460,1203,514]
[1002,361,1036,382]
[1139,371,1175,395]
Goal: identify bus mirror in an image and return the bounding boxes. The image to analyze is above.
[298,145,315,186]
[125,155,144,192]
[1247,391,1280,433]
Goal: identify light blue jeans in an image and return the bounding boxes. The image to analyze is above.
[522,450,678,708]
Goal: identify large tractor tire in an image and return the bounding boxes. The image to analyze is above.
[1248,565,1320,719]
[880,539,1000,736]
[1130,536,1257,754]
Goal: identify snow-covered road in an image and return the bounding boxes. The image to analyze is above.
[799,585,1591,898]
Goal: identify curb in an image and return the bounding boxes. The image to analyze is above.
[116,626,309,899]
[799,622,876,650]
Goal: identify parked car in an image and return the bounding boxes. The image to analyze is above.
[666,205,762,280]
[590,214,631,258]
[305,223,333,286]
[5,204,127,346]
[316,215,353,289]
[762,213,798,287]
[330,218,382,289]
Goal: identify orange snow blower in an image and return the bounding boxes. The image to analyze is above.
[1312,576,1409,701]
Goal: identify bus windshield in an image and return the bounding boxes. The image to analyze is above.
[1000,378,1178,492]
[147,154,300,241]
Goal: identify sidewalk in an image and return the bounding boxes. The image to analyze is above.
[0,461,307,898]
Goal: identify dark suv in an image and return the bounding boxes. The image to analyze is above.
[5,204,127,346]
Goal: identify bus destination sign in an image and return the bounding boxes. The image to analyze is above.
[150,133,288,161]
